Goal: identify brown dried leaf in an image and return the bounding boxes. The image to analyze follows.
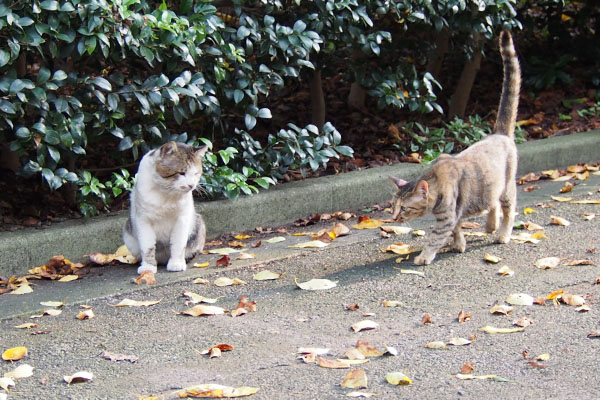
[346,303,360,311]
[341,369,368,389]
[460,362,474,374]
[458,310,471,323]
[317,357,350,369]
[133,270,156,285]
[528,361,547,369]
[513,317,534,327]
[421,313,433,324]
[102,351,138,363]
[567,259,593,266]
[355,340,382,358]
[216,255,231,267]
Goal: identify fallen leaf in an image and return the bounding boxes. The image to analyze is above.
[511,232,542,244]
[110,298,161,307]
[346,392,378,398]
[297,347,329,356]
[341,369,368,389]
[39,301,64,308]
[176,384,259,398]
[295,278,337,291]
[523,207,538,215]
[216,255,231,267]
[213,277,247,287]
[289,240,329,248]
[332,222,351,237]
[2,347,27,361]
[571,199,600,204]
[518,172,540,184]
[182,291,220,304]
[263,236,286,244]
[460,362,475,374]
[576,305,591,312]
[208,247,240,255]
[351,320,379,333]
[513,317,534,327]
[76,309,95,320]
[497,266,515,276]
[352,217,383,230]
[523,221,544,231]
[528,361,547,369]
[381,226,412,235]
[14,323,38,329]
[64,371,93,384]
[252,270,281,281]
[535,257,561,269]
[397,269,425,277]
[9,284,33,295]
[550,216,570,226]
[560,181,574,193]
[234,234,251,240]
[317,357,350,369]
[0,377,15,391]
[193,261,210,268]
[102,351,138,363]
[483,253,502,263]
[506,293,534,306]
[383,346,398,356]
[381,300,403,308]
[490,304,513,315]
[455,374,508,382]
[479,325,525,334]
[227,241,246,248]
[209,347,222,358]
[344,348,366,360]
[461,221,481,229]
[133,270,156,285]
[235,252,256,260]
[89,245,138,265]
[546,289,564,300]
[457,310,471,323]
[448,338,471,346]
[541,169,560,179]
[421,313,432,324]
[4,364,33,379]
[181,304,226,317]
[58,275,78,282]
[553,174,575,182]
[588,330,600,338]
[425,341,447,349]
[536,353,550,361]
[193,278,209,285]
[567,259,593,266]
[355,340,382,357]
[551,195,572,202]
[386,372,412,385]
[560,293,585,306]
[412,230,426,237]
[346,303,360,311]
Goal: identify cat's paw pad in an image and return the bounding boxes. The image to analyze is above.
[414,254,433,265]
[166,259,187,272]
[137,263,157,274]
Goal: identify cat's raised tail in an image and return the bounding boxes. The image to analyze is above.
[493,30,521,138]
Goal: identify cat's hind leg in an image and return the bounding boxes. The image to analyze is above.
[496,182,516,243]
[184,214,206,261]
[486,206,500,234]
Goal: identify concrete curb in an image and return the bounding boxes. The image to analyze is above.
[1,130,598,277]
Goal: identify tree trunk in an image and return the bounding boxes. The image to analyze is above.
[448,33,482,119]
[426,28,450,78]
[347,82,366,111]
[309,69,326,129]
[0,144,20,172]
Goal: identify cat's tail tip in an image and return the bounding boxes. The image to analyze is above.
[499,30,515,54]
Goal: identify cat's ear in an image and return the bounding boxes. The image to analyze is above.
[389,175,407,188]
[195,146,209,159]
[415,180,429,198]
[160,141,178,157]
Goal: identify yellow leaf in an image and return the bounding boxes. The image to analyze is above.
[386,372,412,385]
[531,231,547,240]
[263,236,286,244]
[109,298,161,307]
[425,341,447,349]
[14,323,38,329]
[523,207,538,215]
[234,234,251,240]
[208,247,240,255]
[571,199,600,204]
[193,261,210,268]
[483,253,501,263]
[235,252,256,260]
[550,195,572,202]
[253,270,281,281]
[2,346,28,361]
[176,384,259,398]
[9,284,33,295]
[58,275,78,282]
[381,300,403,308]
[412,230,426,237]
[352,219,383,230]
[479,325,525,334]
[497,266,514,276]
[546,289,564,300]
[536,353,550,361]
[382,243,414,255]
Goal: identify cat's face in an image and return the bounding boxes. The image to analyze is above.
[153,142,208,193]
[390,177,429,222]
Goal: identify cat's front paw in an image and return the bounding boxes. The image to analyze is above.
[414,252,434,265]
[166,258,187,272]
[137,263,157,274]
[496,234,511,244]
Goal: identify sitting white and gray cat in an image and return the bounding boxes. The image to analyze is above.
[123,141,207,274]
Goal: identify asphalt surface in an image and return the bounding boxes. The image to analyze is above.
[1,170,599,399]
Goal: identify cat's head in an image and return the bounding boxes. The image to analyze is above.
[153,141,208,193]
[389,176,429,222]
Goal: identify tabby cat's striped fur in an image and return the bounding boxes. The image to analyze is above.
[390,30,521,265]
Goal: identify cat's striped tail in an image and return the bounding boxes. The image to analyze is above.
[494,30,521,138]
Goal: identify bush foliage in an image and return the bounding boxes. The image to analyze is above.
[0,0,524,216]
